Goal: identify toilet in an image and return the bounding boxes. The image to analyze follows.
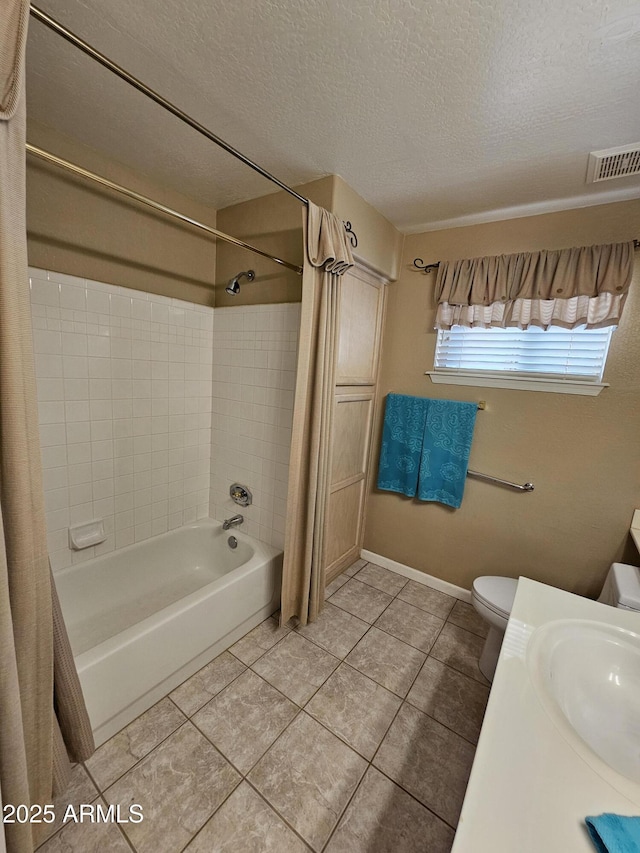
[471,576,518,682]
[471,562,640,682]
[597,562,640,610]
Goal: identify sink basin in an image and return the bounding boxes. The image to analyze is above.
[527,619,640,785]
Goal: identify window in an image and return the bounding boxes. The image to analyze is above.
[429,325,614,395]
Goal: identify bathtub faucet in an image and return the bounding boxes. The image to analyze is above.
[222,514,244,530]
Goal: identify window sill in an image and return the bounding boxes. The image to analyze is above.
[426,371,608,396]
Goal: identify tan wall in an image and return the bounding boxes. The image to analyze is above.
[215,176,334,307]
[27,121,218,305]
[215,175,404,306]
[364,199,640,597]
[28,123,404,309]
[331,175,404,281]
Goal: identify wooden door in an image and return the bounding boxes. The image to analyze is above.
[323,265,386,583]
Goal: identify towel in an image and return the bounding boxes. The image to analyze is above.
[586,814,640,853]
[377,394,477,508]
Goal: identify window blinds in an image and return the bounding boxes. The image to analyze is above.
[434,325,614,380]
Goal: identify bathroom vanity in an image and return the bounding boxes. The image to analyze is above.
[452,576,640,852]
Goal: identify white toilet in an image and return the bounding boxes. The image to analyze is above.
[597,562,640,610]
[471,562,640,682]
[471,576,519,681]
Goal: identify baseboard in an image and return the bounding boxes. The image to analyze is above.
[360,549,471,603]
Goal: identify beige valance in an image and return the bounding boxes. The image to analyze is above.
[435,242,634,305]
[434,242,634,330]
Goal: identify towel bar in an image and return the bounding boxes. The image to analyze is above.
[467,470,534,491]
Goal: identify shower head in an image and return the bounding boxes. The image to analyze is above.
[225,269,255,295]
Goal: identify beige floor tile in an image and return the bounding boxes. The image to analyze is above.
[375,598,444,653]
[430,623,490,685]
[324,573,349,598]
[397,580,456,619]
[193,670,298,774]
[374,703,475,827]
[104,722,240,853]
[344,558,367,577]
[252,632,339,706]
[85,698,185,790]
[306,664,401,760]
[229,616,291,666]
[353,563,408,596]
[345,626,425,697]
[36,808,131,853]
[170,651,246,716]
[296,602,369,658]
[249,713,366,852]
[185,782,309,852]
[36,764,99,846]
[325,766,454,853]
[328,578,393,623]
[447,599,489,637]
[406,657,490,743]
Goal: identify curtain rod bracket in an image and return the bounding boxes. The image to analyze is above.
[343,221,358,248]
[413,258,440,274]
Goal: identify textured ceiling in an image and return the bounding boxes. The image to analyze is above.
[26,0,640,232]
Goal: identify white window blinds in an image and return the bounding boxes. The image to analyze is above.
[434,325,614,381]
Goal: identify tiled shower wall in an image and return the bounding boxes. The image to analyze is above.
[30,268,214,571]
[209,303,301,549]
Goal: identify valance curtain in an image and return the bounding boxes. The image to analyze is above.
[435,241,634,330]
[280,202,353,627]
[1,5,94,852]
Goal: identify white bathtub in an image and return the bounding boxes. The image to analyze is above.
[55,520,282,745]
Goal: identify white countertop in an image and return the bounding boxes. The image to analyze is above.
[452,576,640,853]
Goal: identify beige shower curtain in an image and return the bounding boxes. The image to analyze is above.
[1,4,94,851]
[280,202,353,627]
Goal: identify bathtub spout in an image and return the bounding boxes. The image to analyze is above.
[222,514,244,530]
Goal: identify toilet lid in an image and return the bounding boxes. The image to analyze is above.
[473,576,518,618]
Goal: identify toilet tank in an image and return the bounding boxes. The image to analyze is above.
[598,563,640,610]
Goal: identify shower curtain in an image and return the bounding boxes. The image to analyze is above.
[280,202,353,627]
[0,4,94,851]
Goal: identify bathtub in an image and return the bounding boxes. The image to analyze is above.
[55,519,282,745]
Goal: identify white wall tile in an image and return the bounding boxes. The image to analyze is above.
[35,354,63,378]
[40,423,67,447]
[33,270,297,568]
[31,278,60,307]
[209,303,300,549]
[32,269,215,571]
[60,284,86,311]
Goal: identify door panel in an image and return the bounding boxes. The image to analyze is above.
[330,394,373,485]
[324,480,364,572]
[336,270,384,385]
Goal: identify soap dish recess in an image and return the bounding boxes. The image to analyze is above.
[69,519,106,551]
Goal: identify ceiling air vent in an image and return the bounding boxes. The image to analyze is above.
[587,143,640,183]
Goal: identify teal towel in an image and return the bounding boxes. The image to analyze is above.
[586,814,640,853]
[377,394,477,509]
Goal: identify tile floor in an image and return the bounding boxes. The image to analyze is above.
[38,559,491,853]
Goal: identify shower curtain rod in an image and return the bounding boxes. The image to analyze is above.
[28,4,310,207]
[26,144,304,275]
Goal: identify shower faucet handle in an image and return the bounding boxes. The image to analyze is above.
[230,483,252,507]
